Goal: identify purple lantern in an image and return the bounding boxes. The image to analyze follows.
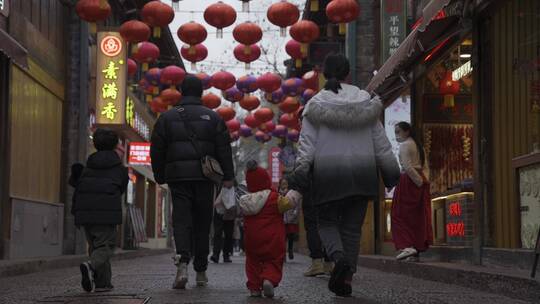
[223,87,244,103]
[302,88,316,104]
[273,124,288,138]
[267,88,285,104]
[255,130,271,143]
[145,68,162,86]
[281,77,305,97]
[195,72,212,90]
[239,124,253,137]
[287,129,300,142]
[236,75,258,94]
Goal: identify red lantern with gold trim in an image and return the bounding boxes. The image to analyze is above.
[141,1,175,38]
[279,97,300,113]
[326,0,360,35]
[289,20,320,56]
[211,71,236,91]
[233,22,263,55]
[217,107,236,121]
[204,1,237,38]
[160,65,186,88]
[234,44,261,70]
[256,73,282,95]
[75,0,112,33]
[177,21,208,56]
[279,113,296,128]
[226,119,241,132]
[302,69,321,91]
[244,114,260,129]
[202,93,222,109]
[127,58,137,77]
[181,44,208,71]
[254,107,274,123]
[151,96,168,113]
[439,71,460,108]
[160,88,182,106]
[132,41,160,71]
[267,1,300,37]
[240,95,260,112]
[120,20,151,51]
[286,40,307,68]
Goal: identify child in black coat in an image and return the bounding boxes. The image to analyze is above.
[69,128,128,293]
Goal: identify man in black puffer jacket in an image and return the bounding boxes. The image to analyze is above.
[71,128,129,293]
[150,75,235,289]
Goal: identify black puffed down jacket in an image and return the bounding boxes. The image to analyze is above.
[150,96,234,184]
[71,151,129,225]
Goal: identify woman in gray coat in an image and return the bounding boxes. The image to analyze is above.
[291,54,400,297]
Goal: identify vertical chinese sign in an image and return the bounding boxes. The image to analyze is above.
[381,0,407,63]
[268,147,283,189]
[96,32,127,125]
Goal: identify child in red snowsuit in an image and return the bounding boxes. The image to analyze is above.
[240,165,289,298]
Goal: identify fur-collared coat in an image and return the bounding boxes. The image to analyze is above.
[291,84,400,205]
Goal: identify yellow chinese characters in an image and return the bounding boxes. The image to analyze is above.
[126,97,134,126]
[101,102,118,121]
[102,83,118,100]
[102,61,120,80]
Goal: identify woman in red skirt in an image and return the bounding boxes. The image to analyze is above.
[280,178,300,260]
[392,122,433,261]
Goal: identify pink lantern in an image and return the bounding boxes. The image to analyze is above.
[160,65,186,88]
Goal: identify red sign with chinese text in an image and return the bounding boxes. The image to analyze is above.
[447,201,465,237]
[128,142,151,165]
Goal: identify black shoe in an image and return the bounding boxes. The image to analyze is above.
[79,262,95,292]
[223,255,232,263]
[328,259,353,297]
[95,285,114,292]
[210,255,219,264]
[288,250,294,260]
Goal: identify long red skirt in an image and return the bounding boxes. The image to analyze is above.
[391,173,433,252]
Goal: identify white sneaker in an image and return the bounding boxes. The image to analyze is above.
[263,280,274,298]
[196,271,208,287]
[172,255,188,289]
[396,247,418,260]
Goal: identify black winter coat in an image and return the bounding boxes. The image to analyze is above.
[71,151,129,225]
[150,96,234,184]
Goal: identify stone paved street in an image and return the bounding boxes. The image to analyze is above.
[0,253,532,304]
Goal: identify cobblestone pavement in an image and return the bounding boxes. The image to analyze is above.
[0,253,532,304]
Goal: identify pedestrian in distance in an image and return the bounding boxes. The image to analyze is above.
[392,121,433,261]
[69,128,129,293]
[210,181,238,264]
[239,161,295,298]
[150,75,235,289]
[290,53,400,297]
[279,178,299,261]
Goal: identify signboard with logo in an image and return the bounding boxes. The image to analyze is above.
[126,94,151,141]
[96,32,127,125]
[268,147,283,188]
[128,142,151,165]
[381,0,407,63]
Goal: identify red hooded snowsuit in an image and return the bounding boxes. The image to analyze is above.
[243,167,286,291]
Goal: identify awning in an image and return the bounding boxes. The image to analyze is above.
[366,0,465,103]
[0,29,28,69]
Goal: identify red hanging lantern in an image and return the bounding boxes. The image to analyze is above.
[160,65,186,88]
[181,44,208,71]
[244,114,261,129]
[302,69,321,91]
[240,95,260,112]
[233,44,261,70]
[254,107,274,123]
[119,20,151,51]
[141,1,175,38]
[439,71,460,108]
[233,22,263,55]
[151,97,169,113]
[177,22,208,56]
[202,93,222,109]
[195,72,212,90]
[267,1,300,37]
[75,0,112,33]
[279,113,296,128]
[290,20,320,56]
[204,2,237,38]
[256,73,282,96]
[226,119,241,132]
[217,107,236,121]
[279,97,300,113]
[211,71,236,90]
[132,42,160,71]
[160,88,182,106]
[127,58,137,77]
[260,121,276,133]
[326,0,360,35]
[286,40,307,68]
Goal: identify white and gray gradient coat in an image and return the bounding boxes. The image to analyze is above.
[293,84,401,205]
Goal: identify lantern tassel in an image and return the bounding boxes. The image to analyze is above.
[300,43,308,56]
[146,95,152,102]
[153,27,161,38]
[217,29,223,39]
[280,27,286,37]
[310,0,319,12]
[142,62,149,71]
[99,0,108,9]
[244,45,251,55]
[191,62,197,71]
[189,45,196,55]
[444,95,455,108]
[295,59,302,68]
[131,43,139,54]
[153,87,159,95]
[89,22,97,34]
[339,23,347,35]
[172,1,180,12]
[245,63,251,70]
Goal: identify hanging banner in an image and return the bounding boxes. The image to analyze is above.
[268,147,283,188]
[381,0,407,63]
[128,142,151,165]
[96,32,127,124]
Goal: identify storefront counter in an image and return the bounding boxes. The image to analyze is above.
[431,190,474,246]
